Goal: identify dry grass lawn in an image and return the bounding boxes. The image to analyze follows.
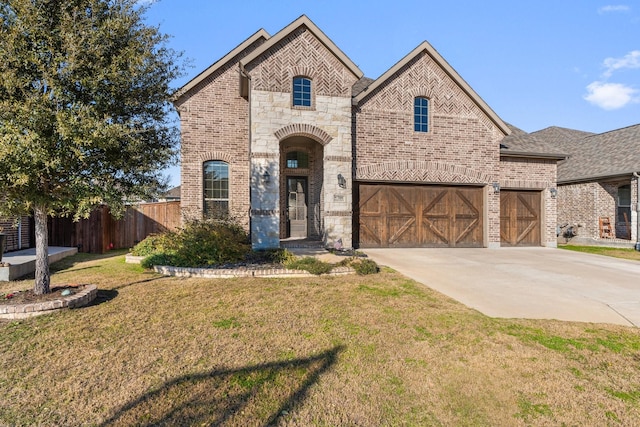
[1,251,639,426]
[560,244,640,261]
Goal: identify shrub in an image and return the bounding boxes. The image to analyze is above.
[284,257,333,275]
[132,218,250,268]
[350,258,379,275]
[264,248,297,264]
[130,232,178,256]
[141,253,178,269]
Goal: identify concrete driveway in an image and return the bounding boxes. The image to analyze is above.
[364,247,640,327]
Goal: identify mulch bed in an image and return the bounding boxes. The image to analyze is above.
[0,285,86,306]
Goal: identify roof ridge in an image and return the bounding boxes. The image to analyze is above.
[583,122,640,139]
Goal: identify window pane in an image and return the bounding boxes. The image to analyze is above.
[293,77,312,107]
[414,97,429,133]
[203,160,229,218]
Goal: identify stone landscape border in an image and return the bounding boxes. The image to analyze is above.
[126,253,356,278]
[0,285,98,320]
[153,265,354,278]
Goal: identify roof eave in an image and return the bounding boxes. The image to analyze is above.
[500,151,567,161]
[353,41,511,136]
[172,29,270,104]
[239,15,363,79]
[558,171,639,185]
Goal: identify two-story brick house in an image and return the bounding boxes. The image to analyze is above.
[174,15,563,250]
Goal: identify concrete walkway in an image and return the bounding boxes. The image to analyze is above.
[364,247,640,327]
[0,247,78,281]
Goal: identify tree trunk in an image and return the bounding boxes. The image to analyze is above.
[33,204,50,295]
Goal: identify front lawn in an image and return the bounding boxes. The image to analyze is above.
[1,252,639,426]
[560,244,640,261]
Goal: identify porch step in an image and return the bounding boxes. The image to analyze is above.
[280,239,325,249]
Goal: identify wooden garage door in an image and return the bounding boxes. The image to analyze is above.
[357,184,483,248]
[500,190,541,246]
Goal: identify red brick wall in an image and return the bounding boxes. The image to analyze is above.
[175,39,266,228]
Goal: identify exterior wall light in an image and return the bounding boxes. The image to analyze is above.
[492,182,500,194]
[338,173,347,189]
[549,187,557,198]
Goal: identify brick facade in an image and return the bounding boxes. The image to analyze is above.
[499,157,558,247]
[174,37,267,227]
[175,16,559,250]
[244,26,359,249]
[558,177,637,244]
[354,50,505,247]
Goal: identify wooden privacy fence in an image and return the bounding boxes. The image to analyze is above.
[48,201,181,253]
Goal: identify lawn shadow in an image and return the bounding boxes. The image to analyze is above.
[100,345,344,426]
[87,289,119,307]
[112,276,169,291]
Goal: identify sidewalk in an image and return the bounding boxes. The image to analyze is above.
[0,247,78,281]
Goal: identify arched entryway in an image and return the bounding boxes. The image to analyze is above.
[279,136,324,240]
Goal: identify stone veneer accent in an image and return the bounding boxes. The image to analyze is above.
[245,26,359,250]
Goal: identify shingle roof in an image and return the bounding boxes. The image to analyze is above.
[500,125,568,159]
[352,77,375,97]
[555,124,640,183]
[502,123,640,183]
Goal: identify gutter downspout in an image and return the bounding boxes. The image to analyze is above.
[633,172,640,251]
[240,64,253,246]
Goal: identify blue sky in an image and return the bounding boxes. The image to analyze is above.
[143,0,640,187]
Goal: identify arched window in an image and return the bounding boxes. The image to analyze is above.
[203,160,229,218]
[293,76,312,107]
[414,97,429,132]
[286,151,309,169]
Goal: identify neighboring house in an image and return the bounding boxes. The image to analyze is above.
[0,216,31,253]
[173,15,562,250]
[507,124,640,247]
[156,186,181,202]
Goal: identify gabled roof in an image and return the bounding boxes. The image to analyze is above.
[500,126,569,160]
[352,41,511,136]
[530,126,595,144]
[173,29,270,103]
[239,15,363,79]
[555,124,640,183]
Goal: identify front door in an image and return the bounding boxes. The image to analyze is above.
[287,177,307,238]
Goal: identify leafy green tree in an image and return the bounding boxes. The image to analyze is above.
[0,0,182,294]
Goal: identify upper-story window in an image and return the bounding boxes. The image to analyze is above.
[293,76,312,107]
[203,160,229,218]
[286,151,309,169]
[414,97,429,132]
